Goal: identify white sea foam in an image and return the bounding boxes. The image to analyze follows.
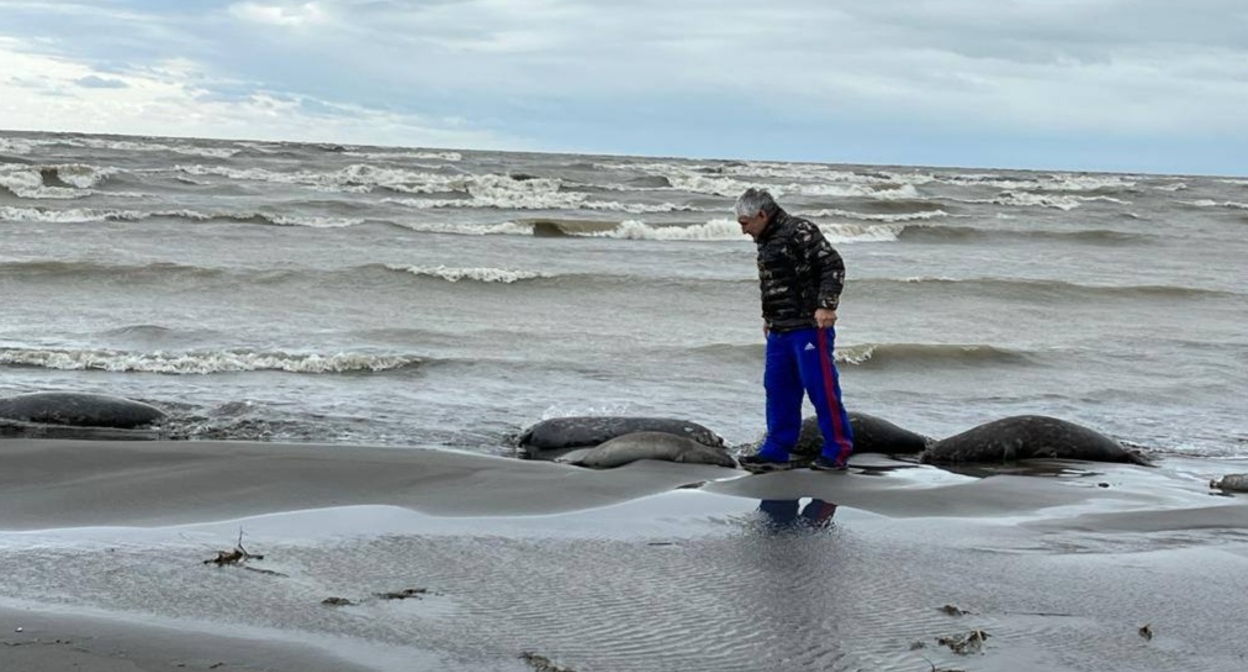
[0,348,418,374]
[819,222,907,243]
[0,206,364,228]
[662,172,923,200]
[343,150,463,161]
[383,192,694,214]
[387,265,548,283]
[717,162,890,183]
[0,137,38,154]
[1182,199,1248,210]
[174,164,372,192]
[387,220,536,236]
[57,136,240,159]
[799,208,950,222]
[956,192,1129,211]
[1155,183,1188,192]
[0,163,120,199]
[267,214,366,228]
[939,173,1137,192]
[585,219,748,241]
[0,206,144,223]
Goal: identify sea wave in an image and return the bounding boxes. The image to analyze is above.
[516,218,748,241]
[0,205,364,228]
[0,137,39,155]
[862,276,1234,300]
[836,342,1036,368]
[382,188,696,213]
[799,208,950,222]
[1180,199,1248,211]
[12,135,239,158]
[664,173,924,200]
[940,173,1137,193]
[0,260,224,281]
[955,192,1131,211]
[385,265,550,283]
[341,149,463,161]
[170,164,697,213]
[690,341,1036,368]
[897,225,1152,245]
[0,347,421,374]
[174,163,440,193]
[595,160,1137,196]
[498,218,901,243]
[0,163,121,199]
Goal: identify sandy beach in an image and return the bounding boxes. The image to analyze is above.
[3,438,1248,672]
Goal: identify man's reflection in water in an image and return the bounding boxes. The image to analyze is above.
[757,498,838,532]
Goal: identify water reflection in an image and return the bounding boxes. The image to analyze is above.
[756,498,838,532]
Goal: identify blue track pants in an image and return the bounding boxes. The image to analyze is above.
[757,327,854,463]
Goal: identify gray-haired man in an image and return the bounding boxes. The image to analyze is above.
[735,188,854,472]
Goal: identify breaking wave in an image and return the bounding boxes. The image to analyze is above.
[1180,200,1248,211]
[836,342,1037,368]
[799,208,951,222]
[955,192,1132,211]
[0,347,422,374]
[0,135,237,159]
[0,206,365,228]
[385,265,550,283]
[691,342,1038,369]
[0,163,121,199]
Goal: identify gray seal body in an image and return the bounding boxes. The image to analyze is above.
[0,392,166,429]
[518,416,724,460]
[559,431,738,469]
[921,415,1150,465]
[1210,473,1248,493]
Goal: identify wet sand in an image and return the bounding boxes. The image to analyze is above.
[2,438,1248,671]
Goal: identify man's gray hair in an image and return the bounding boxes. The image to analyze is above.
[733,188,779,219]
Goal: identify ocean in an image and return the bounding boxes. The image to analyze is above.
[1,129,1245,459]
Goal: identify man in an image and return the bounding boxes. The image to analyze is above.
[735,187,854,473]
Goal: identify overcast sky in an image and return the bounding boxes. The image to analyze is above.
[1,0,1245,175]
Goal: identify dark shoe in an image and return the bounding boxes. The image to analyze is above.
[739,454,793,474]
[810,455,848,472]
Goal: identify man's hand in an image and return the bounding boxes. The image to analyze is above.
[814,308,837,329]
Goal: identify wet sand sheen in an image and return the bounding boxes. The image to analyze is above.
[2,439,1248,671]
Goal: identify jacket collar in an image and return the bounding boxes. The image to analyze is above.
[756,207,789,244]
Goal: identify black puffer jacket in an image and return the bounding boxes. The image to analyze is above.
[755,209,846,332]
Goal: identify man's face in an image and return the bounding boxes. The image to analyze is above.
[738,210,768,239]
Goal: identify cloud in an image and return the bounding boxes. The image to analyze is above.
[228,1,327,27]
[0,1,1244,172]
[0,37,525,150]
[75,74,129,89]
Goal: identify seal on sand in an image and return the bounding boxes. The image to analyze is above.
[795,411,931,457]
[558,431,738,469]
[1210,474,1248,493]
[517,416,724,460]
[920,415,1151,466]
[0,391,166,429]
[744,412,931,460]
